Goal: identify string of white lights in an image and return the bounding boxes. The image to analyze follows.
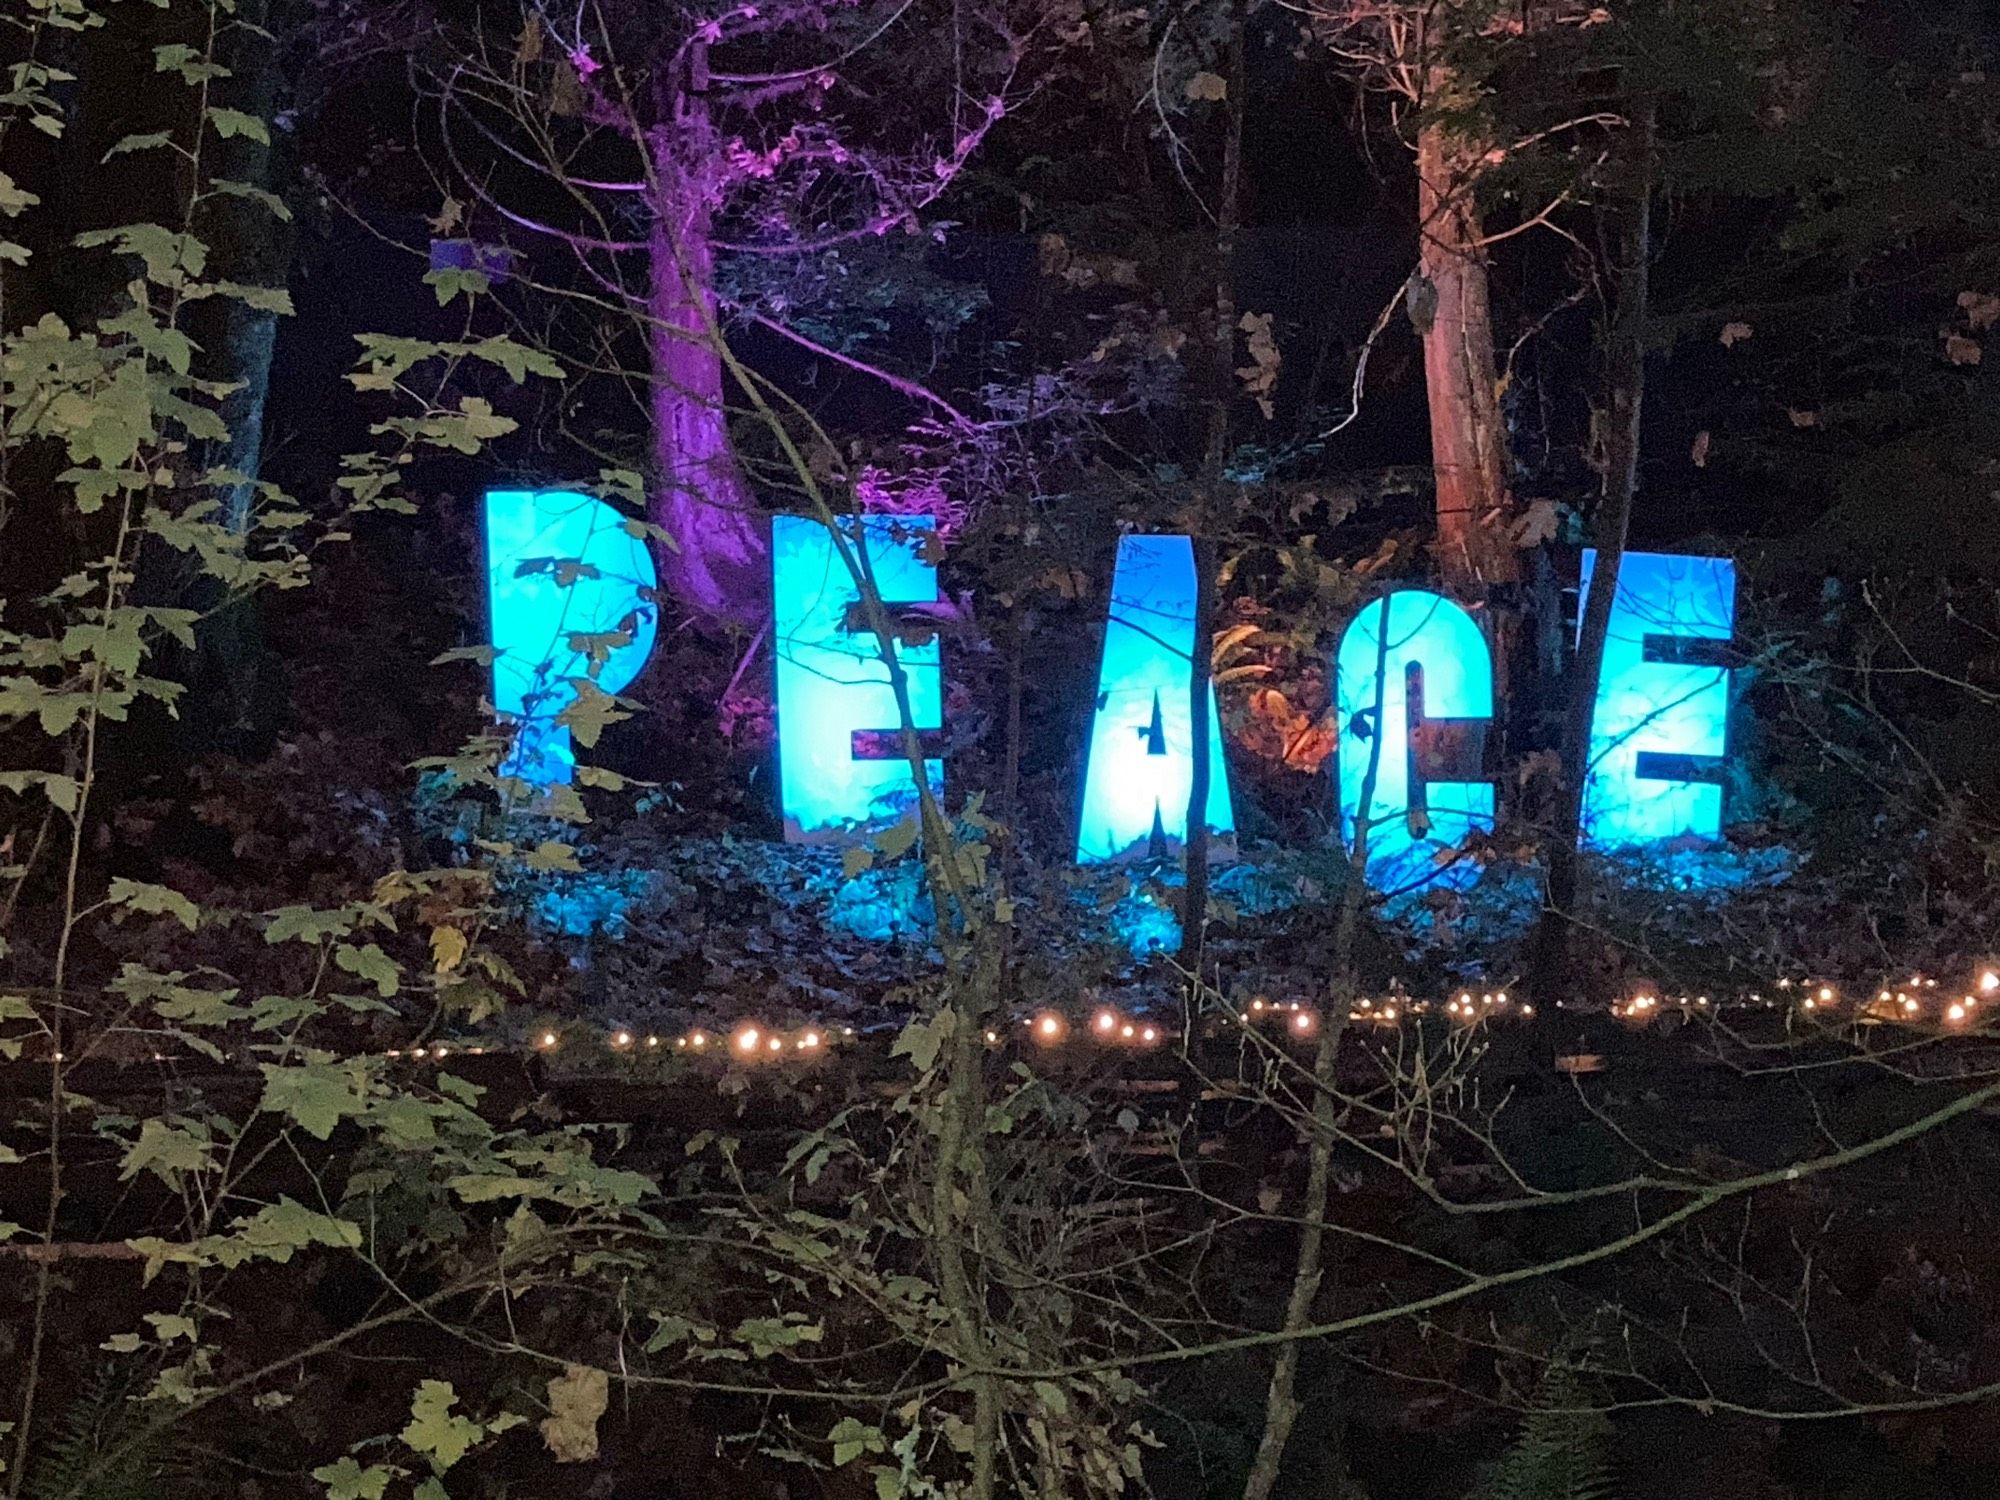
[12,970,1995,1070]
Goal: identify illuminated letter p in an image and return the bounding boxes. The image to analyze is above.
[484,489,659,784]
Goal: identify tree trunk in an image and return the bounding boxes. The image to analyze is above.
[645,46,769,626]
[1183,1,1244,967]
[1532,99,1656,1001]
[186,0,300,748]
[1181,532,1216,967]
[1415,107,1517,593]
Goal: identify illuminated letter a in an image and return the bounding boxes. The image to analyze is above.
[1076,535,1236,863]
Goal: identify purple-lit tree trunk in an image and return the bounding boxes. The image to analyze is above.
[644,46,768,626]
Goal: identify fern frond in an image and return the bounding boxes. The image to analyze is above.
[1476,1362,1617,1500]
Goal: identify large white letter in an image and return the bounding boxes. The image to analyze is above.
[773,514,941,841]
[1075,535,1236,863]
[484,489,658,783]
[1580,549,1735,846]
[1336,590,1493,891]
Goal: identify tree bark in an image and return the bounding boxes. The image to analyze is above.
[1181,532,1215,968]
[645,44,769,626]
[1532,99,1656,1001]
[1414,107,1517,594]
[1183,2,1244,968]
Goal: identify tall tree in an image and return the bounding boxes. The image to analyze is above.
[426,0,1041,625]
[1314,0,1530,592]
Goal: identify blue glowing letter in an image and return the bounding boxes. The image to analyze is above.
[1579,550,1735,846]
[1075,535,1236,863]
[1335,591,1493,891]
[484,489,659,783]
[773,514,941,841]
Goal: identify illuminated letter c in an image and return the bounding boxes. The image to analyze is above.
[1335,590,1494,892]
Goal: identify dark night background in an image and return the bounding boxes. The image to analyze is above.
[6,2,2000,1498]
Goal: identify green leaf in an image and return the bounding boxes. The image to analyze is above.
[424,267,489,306]
[74,223,203,285]
[185,279,292,314]
[436,1073,484,1108]
[430,925,468,974]
[119,1119,216,1185]
[205,107,269,144]
[258,1063,366,1140]
[333,942,400,996]
[104,131,173,159]
[468,334,564,383]
[311,1456,393,1500]
[891,1010,953,1075]
[0,172,40,216]
[430,644,500,667]
[873,814,920,861]
[445,1174,543,1204]
[554,679,631,749]
[143,1312,198,1343]
[402,1380,483,1473]
[524,840,581,874]
[0,771,81,812]
[732,1315,824,1358]
[264,904,359,944]
[107,877,200,931]
[234,1197,363,1259]
[209,178,292,221]
[830,1417,886,1467]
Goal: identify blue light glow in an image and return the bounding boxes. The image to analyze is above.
[773,514,942,841]
[1579,549,1735,846]
[1075,535,1236,863]
[484,489,659,783]
[1335,591,1493,891]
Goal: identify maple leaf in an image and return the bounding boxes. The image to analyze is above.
[540,1365,608,1463]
